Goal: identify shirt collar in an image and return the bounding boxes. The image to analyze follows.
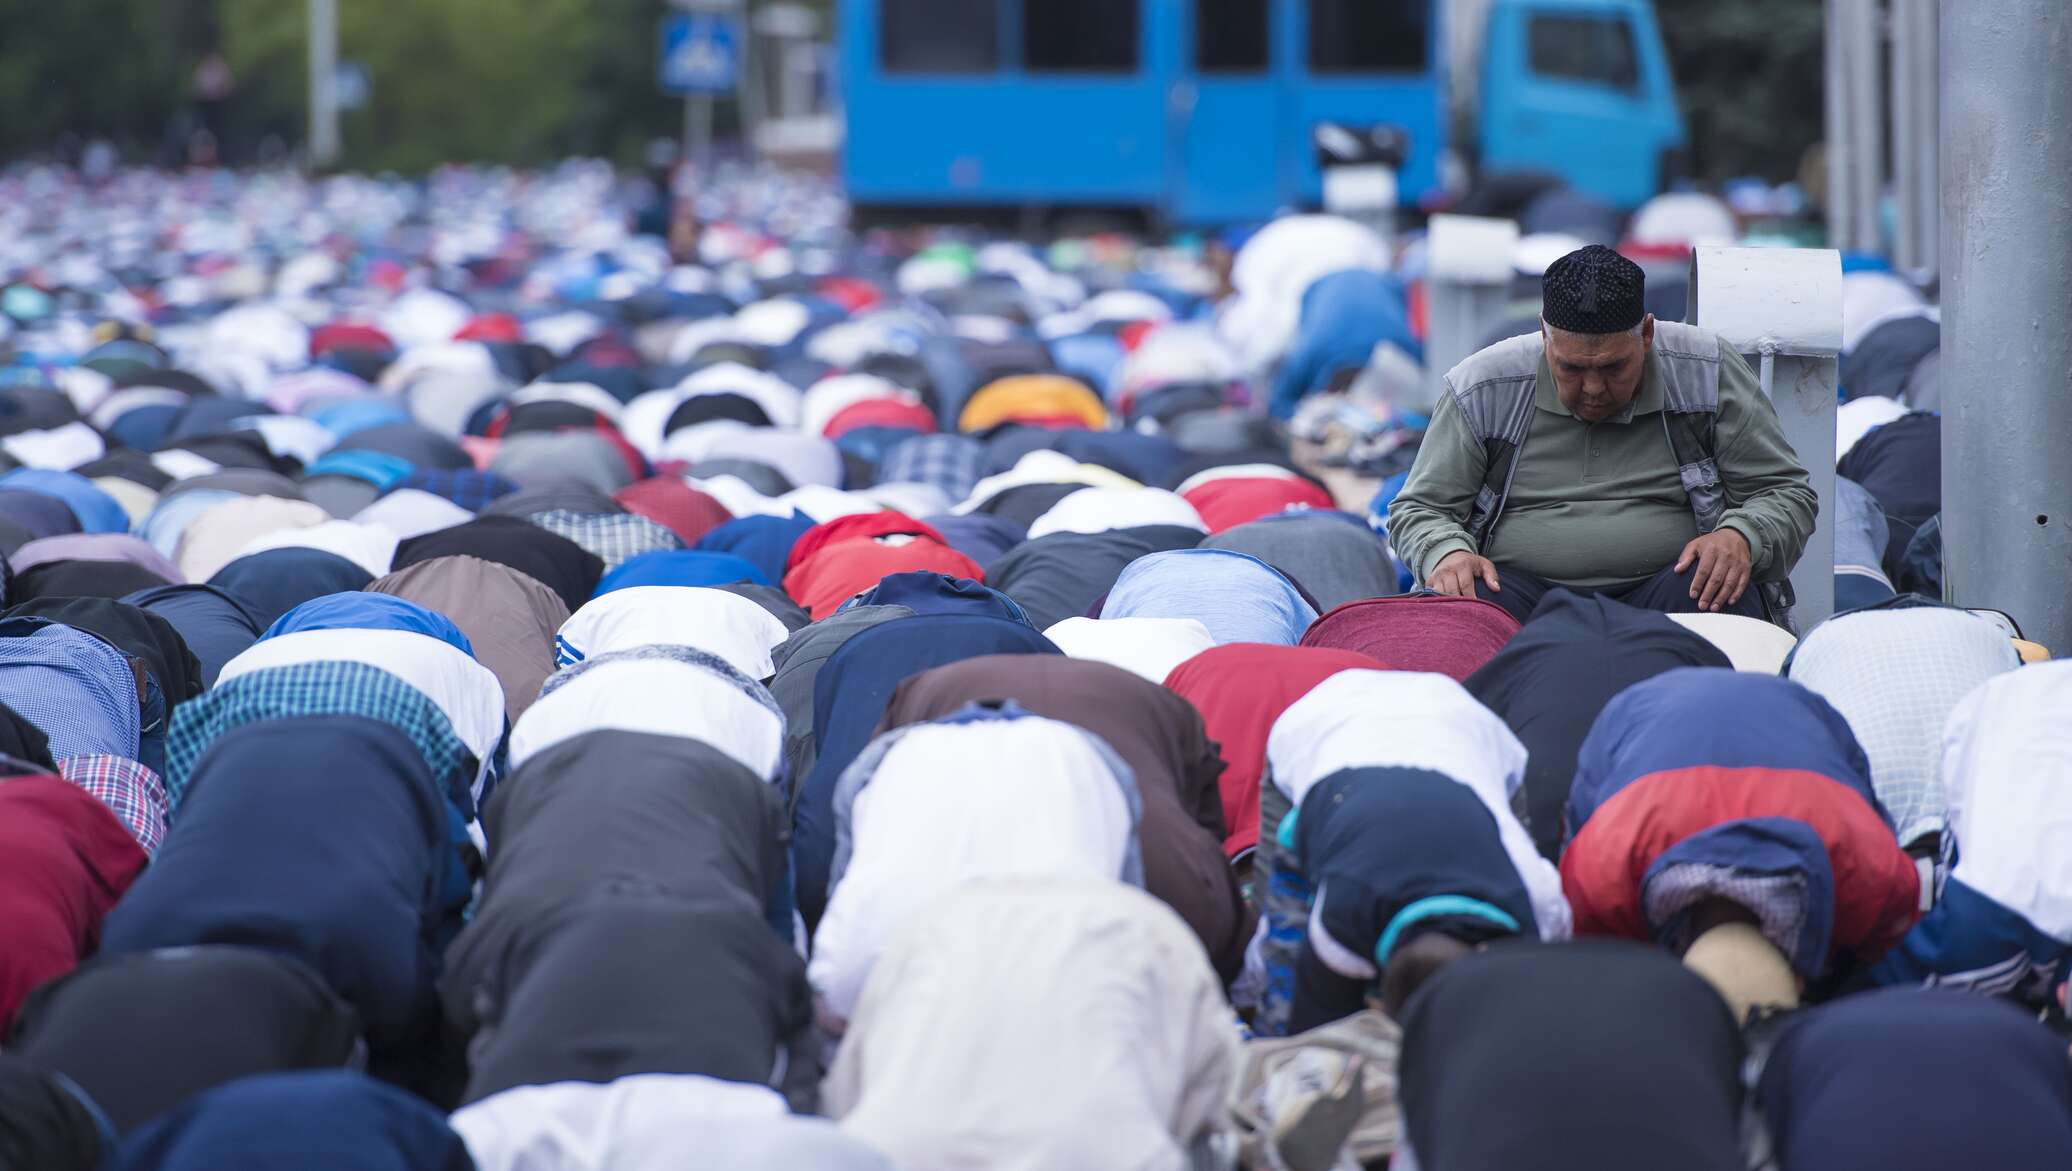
[1534,341,1665,424]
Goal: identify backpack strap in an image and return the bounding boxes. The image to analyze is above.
[1653,324,1797,631]
[1652,322,1727,535]
[1445,333,1541,550]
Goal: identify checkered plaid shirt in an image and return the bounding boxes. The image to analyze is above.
[0,624,141,760]
[876,434,985,503]
[397,468,520,512]
[59,754,169,855]
[526,511,685,572]
[165,661,473,818]
[1788,607,2022,844]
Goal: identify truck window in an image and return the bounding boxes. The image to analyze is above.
[881,0,1000,74]
[1527,13,1640,92]
[1197,0,1270,73]
[1025,0,1141,73]
[1308,0,1430,73]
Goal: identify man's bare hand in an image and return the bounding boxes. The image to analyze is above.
[1429,550,1501,597]
[1675,529,1752,612]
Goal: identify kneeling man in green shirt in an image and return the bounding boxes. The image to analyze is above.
[1388,245,1816,625]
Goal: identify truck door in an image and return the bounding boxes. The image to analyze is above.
[1171,0,1288,225]
[1479,0,1683,207]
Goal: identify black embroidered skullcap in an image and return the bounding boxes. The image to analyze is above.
[1542,244,1647,334]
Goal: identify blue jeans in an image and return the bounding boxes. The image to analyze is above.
[137,674,167,778]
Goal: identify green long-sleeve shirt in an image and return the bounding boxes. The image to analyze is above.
[1388,340,1817,592]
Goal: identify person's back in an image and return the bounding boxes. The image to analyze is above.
[1287,766,1537,1030]
[1465,590,1731,857]
[1397,941,1745,1171]
[825,878,1237,1171]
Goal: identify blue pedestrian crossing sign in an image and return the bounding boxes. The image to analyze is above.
[659,14,741,95]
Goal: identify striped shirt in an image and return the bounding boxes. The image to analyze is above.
[59,754,169,855]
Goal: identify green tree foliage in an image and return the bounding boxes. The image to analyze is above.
[217,0,692,171]
[0,0,183,159]
[1654,0,1826,183]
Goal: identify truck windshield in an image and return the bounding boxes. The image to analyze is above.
[1308,0,1430,74]
[1528,12,1641,92]
[1026,0,1141,73]
[1197,0,1270,73]
[880,0,1000,74]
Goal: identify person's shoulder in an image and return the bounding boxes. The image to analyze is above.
[1445,333,1543,408]
[1651,320,1728,363]
[1451,331,1544,387]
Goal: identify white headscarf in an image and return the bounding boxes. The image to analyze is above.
[245,415,337,466]
[1836,394,1911,461]
[1025,487,1206,540]
[1220,214,1390,374]
[555,587,789,679]
[952,450,1139,515]
[1940,661,2072,938]
[1840,271,1927,353]
[1174,463,1304,496]
[355,489,475,541]
[452,1074,897,1171]
[1268,670,1570,939]
[218,628,507,797]
[774,485,885,523]
[1115,323,1241,404]
[799,373,915,438]
[508,651,784,781]
[670,362,803,428]
[382,288,473,349]
[234,519,400,578]
[1667,614,1800,675]
[697,428,844,489]
[1043,617,1217,685]
[618,388,696,461]
[810,715,1137,1025]
[854,482,952,519]
[510,380,626,422]
[2,421,105,470]
[175,495,332,581]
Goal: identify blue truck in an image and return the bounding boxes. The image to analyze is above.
[839,0,1687,225]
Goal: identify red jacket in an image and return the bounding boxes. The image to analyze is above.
[0,776,148,1032]
[1163,644,1385,857]
[1561,764,1920,966]
[1181,476,1336,534]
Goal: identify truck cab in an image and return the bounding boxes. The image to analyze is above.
[838,0,1687,225]
[1472,0,1686,208]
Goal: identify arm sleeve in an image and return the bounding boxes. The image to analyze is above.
[1712,346,1819,582]
[1385,391,1489,582]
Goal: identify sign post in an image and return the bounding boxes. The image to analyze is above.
[1941,0,2072,651]
[308,0,340,166]
[659,11,742,164]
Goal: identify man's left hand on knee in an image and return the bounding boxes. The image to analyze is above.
[1675,529,1753,613]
